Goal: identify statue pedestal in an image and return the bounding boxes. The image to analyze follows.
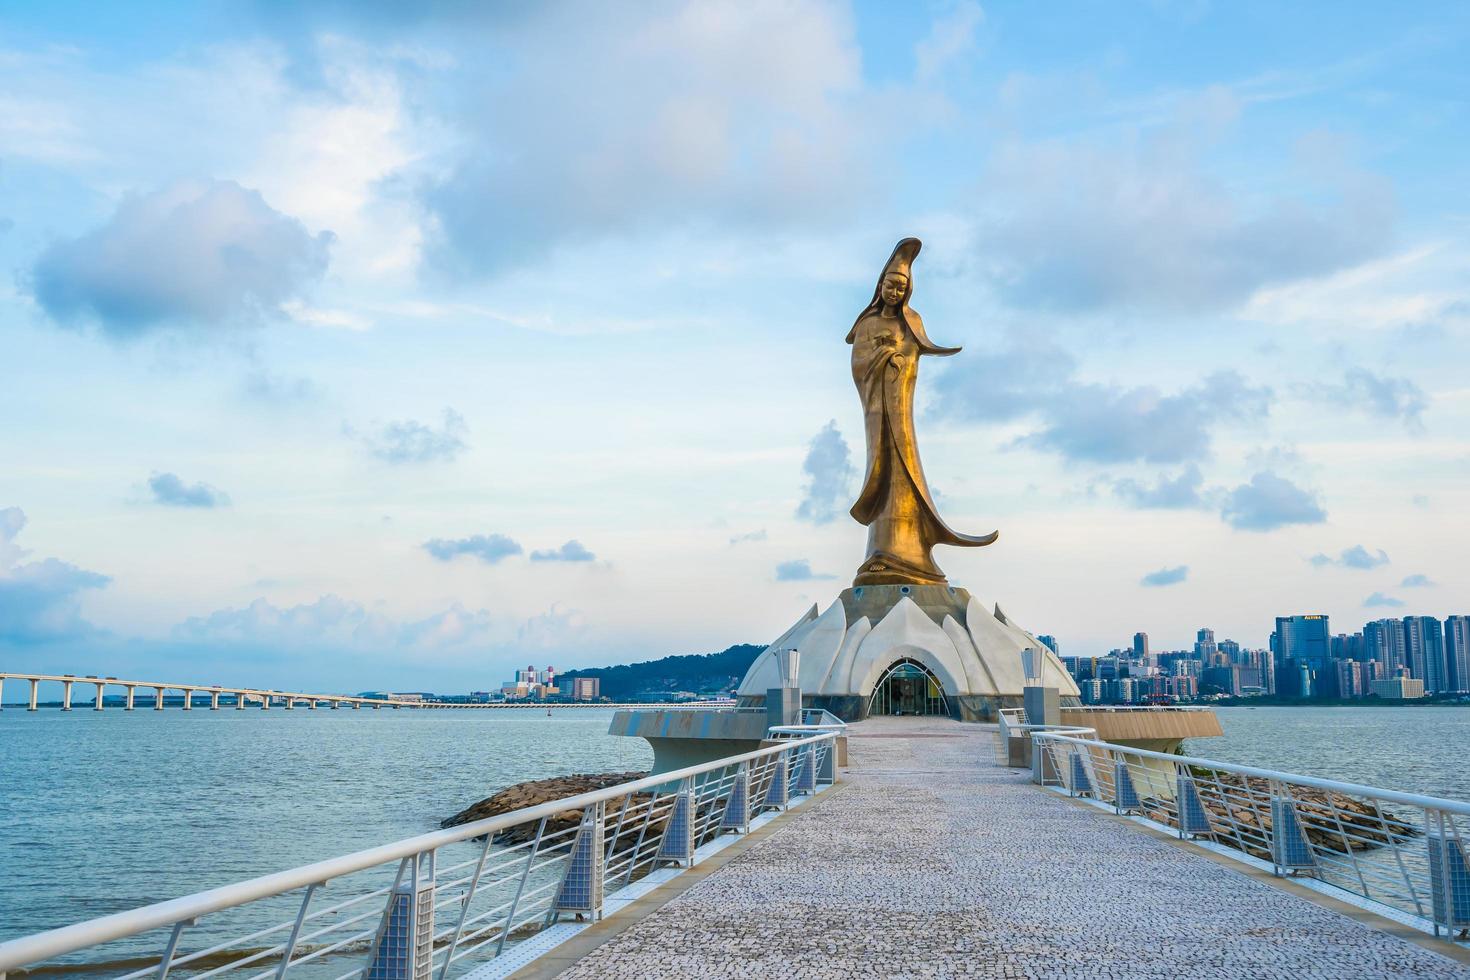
[736,584,1079,723]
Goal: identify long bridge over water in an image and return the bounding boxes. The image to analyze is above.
[0,671,727,713]
[2,714,1468,979]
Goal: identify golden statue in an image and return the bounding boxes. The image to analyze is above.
[847,238,997,586]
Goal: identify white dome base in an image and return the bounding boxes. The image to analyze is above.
[737,584,1078,722]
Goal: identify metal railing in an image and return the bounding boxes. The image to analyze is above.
[799,707,847,727]
[0,732,839,979]
[1031,730,1470,941]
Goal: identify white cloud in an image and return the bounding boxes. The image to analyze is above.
[0,507,111,645]
[172,594,498,653]
[31,179,333,337]
[529,540,597,563]
[914,2,985,82]
[1220,471,1327,531]
[423,534,522,564]
[420,0,873,276]
[795,420,854,525]
[148,472,230,508]
[352,408,468,464]
[971,113,1394,313]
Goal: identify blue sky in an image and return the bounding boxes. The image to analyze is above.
[2,1,1467,691]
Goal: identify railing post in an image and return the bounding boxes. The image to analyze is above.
[818,738,837,784]
[656,780,694,867]
[1113,759,1140,814]
[554,803,606,920]
[364,852,433,979]
[1426,811,1470,938]
[1067,749,1093,798]
[721,763,751,834]
[1175,772,1213,840]
[1269,788,1316,877]
[796,745,818,795]
[764,752,790,811]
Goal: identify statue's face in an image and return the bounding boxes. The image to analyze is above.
[880,273,908,307]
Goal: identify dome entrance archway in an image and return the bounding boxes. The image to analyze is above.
[867,658,949,717]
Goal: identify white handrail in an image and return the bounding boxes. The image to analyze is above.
[0,731,837,972]
[1033,730,1470,818]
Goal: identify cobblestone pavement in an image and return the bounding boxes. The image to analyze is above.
[553,716,1470,979]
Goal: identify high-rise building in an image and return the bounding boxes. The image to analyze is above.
[1194,628,1217,663]
[1132,632,1150,664]
[1446,616,1470,694]
[1335,660,1368,698]
[1201,664,1242,696]
[1403,617,1446,693]
[571,677,600,700]
[1363,619,1397,670]
[1273,615,1331,669]
[1388,621,1409,674]
[1037,635,1059,655]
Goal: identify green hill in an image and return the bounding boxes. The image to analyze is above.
[559,643,763,700]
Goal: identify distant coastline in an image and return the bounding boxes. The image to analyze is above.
[1210,696,1470,708]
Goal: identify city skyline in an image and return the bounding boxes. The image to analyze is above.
[1060,609,1470,703]
[2,3,1469,689]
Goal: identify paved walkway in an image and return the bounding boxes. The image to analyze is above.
[552,716,1470,979]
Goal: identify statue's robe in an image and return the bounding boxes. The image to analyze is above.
[847,307,996,585]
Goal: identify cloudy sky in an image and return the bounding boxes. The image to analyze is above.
[3,2,1467,691]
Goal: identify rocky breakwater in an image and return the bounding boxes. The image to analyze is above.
[1151,772,1419,860]
[442,772,649,844]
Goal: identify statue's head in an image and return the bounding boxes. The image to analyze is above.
[879,272,909,309]
[848,236,961,356]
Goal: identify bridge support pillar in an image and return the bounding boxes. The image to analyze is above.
[29,678,39,711]
[62,681,73,711]
[262,695,270,710]
[94,682,105,710]
[285,698,294,710]
[308,700,316,710]
[181,690,192,710]
[330,700,339,709]
[125,686,135,710]
[154,688,165,710]
[210,691,220,710]
[236,692,245,709]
